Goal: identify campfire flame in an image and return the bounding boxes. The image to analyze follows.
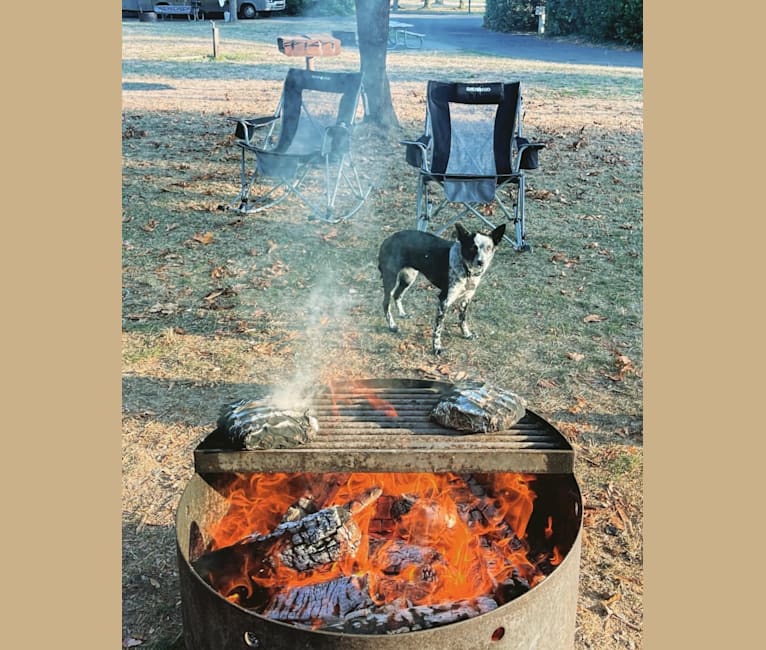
[201,472,563,622]
[328,379,399,418]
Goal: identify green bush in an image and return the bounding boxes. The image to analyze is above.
[484,0,538,32]
[285,0,355,16]
[484,0,643,46]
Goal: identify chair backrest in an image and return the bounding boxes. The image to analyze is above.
[426,80,520,177]
[275,68,363,156]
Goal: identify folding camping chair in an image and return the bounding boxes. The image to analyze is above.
[401,80,545,251]
[229,68,371,223]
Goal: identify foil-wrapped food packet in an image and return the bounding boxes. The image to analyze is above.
[430,383,527,433]
[216,399,319,450]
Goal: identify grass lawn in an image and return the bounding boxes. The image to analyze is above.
[122,14,642,649]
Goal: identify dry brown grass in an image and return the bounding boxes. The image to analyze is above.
[122,15,642,649]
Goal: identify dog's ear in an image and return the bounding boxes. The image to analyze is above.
[455,222,470,241]
[490,224,506,246]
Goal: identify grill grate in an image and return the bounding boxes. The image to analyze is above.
[194,379,574,474]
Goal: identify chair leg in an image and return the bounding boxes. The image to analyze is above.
[416,177,429,231]
[515,174,531,252]
[299,153,370,223]
[232,148,295,214]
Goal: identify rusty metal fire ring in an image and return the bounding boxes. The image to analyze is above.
[176,472,581,649]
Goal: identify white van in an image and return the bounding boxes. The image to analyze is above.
[122,1,286,20]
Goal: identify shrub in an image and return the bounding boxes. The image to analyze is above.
[485,0,643,47]
[484,0,538,33]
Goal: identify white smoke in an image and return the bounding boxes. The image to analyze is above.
[268,272,358,411]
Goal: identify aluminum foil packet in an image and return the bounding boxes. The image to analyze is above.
[430,383,527,433]
[217,399,319,450]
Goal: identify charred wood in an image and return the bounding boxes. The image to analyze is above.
[281,494,319,523]
[263,574,374,624]
[193,487,382,592]
[321,596,498,634]
[369,493,417,536]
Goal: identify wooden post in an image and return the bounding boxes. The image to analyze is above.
[211,21,220,58]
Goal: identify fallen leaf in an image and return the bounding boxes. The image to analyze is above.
[267,240,278,254]
[537,378,558,389]
[583,314,606,323]
[320,228,339,241]
[567,352,585,362]
[601,592,622,607]
[568,396,588,414]
[123,638,144,648]
[192,231,215,245]
[141,219,158,232]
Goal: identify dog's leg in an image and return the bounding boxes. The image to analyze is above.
[432,286,461,355]
[458,289,477,339]
[381,273,399,332]
[433,298,447,355]
[393,268,418,318]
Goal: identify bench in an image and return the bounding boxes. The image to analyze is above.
[153,4,201,20]
[402,30,425,49]
[389,27,425,49]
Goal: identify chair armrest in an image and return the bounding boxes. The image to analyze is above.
[401,135,431,169]
[228,115,280,143]
[322,123,352,155]
[514,137,545,171]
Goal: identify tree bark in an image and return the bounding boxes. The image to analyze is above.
[354,0,399,129]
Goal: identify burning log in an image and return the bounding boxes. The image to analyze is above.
[448,474,534,601]
[263,574,374,624]
[193,487,382,593]
[378,540,441,576]
[431,383,527,433]
[321,596,498,634]
[368,493,417,535]
[281,494,319,523]
[215,398,319,450]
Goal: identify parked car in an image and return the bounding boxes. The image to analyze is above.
[122,1,286,19]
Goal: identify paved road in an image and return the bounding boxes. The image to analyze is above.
[391,12,642,69]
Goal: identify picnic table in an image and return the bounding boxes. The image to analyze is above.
[388,20,425,49]
[330,21,426,50]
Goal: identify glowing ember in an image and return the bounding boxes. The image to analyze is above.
[193,472,564,632]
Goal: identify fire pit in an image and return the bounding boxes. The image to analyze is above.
[176,379,582,649]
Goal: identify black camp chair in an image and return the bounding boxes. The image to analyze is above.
[229,68,371,223]
[402,80,545,251]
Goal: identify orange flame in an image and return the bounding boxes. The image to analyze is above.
[204,472,561,615]
[327,380,399,418]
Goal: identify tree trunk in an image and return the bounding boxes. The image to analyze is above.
[355,0,399,129]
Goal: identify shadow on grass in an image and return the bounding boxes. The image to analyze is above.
[123,374,274,426]
[122,515,185,648]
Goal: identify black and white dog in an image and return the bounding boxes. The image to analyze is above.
[378,222,506,355]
